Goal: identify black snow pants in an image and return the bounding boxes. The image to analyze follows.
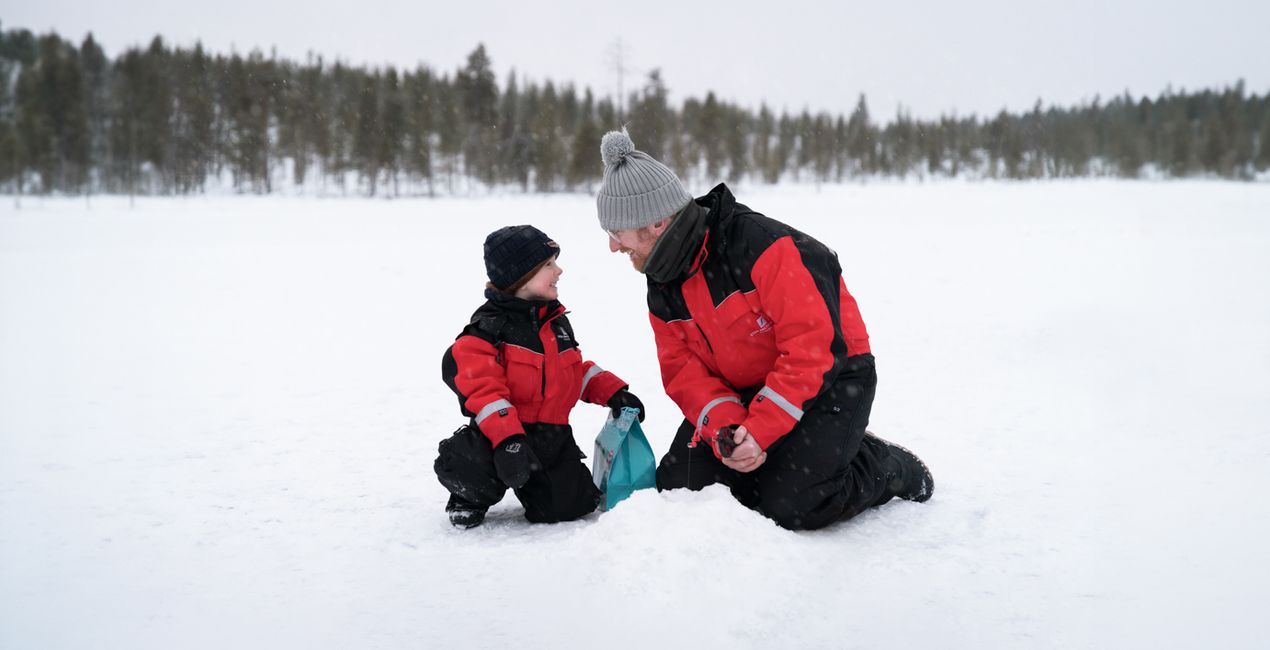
[434,422,599,524]
[655,353,895,530]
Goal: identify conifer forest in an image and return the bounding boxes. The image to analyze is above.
[2,26,1267,197]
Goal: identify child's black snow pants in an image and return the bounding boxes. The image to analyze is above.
[655,353,895,530]
[435,423,599,523]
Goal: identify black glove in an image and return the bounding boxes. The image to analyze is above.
[606,389,645,422]
[714,425,739,459]
[493,435,539,489]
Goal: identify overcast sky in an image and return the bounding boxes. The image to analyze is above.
[7,0,1268,121]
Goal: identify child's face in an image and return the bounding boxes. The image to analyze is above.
[513,256,563,302]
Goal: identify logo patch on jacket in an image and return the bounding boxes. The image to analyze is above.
[750,314,773,336]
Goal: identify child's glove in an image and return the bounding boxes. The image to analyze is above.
[606,389,645,422]
[493,435,539,489]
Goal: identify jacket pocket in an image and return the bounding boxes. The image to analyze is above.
[501,344,544,403]
[557,348,583,402]
[721,292,774,343]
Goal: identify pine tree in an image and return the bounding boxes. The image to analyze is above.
[532,81,564,192]
[136,36,174,191]
[326,62,359,193]
[558,84,580,139]
[172,43,215,192]
[701,92,731,179]
[811,112,833,182]
[833,115,848,181]
[78,34,110,194]
[566,89,601,189]
[1224,80,1253,179]
[221,51,273,193]
[753,105,775,183]
[517,82,540,189]
[403,65,435,194]
[845,94,873,176]
[1256,108,1270,173]
[300,56,332,190]
[456,44,498,186]
[773,111,796,182]
[432,73,462,193]
[15,34,90,193]
[497,71,529,189]
[724,105,749,181]
[352,70,381,195]
[793,109,814,180]
[627,69,671,161]
[2,28,35,194]
[379,68,406,195]
[678,97,703,181]
[270,59,303,189]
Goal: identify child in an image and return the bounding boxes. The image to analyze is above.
[436,225,645,528]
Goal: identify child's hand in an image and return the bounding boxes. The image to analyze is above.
[493,435,539,488]
[606,389,645,422]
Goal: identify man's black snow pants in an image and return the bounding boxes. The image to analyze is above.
[655,353,895,530]
[434,423,599,523]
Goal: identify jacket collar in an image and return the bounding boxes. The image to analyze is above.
[643,183,736,285]
[482,287,564,321]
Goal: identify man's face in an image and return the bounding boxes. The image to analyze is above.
[607,225,663,272]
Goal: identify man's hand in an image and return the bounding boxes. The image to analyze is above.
[719,426,767,473]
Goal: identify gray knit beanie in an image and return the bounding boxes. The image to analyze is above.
[596,129,693,231]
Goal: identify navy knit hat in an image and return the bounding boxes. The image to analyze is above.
[484,225,560,291]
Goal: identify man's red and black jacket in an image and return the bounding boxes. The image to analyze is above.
[646,184,871,451]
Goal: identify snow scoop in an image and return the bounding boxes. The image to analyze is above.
[591,406,657,511]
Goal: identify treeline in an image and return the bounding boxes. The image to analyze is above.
[2,26,1269,197]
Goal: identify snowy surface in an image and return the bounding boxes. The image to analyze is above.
[2,181,1269,649]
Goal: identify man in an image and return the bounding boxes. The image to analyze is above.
[595,129,933,530]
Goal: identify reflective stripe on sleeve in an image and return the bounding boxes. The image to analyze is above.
[757,387,804,422]
[475,399,513,424]
[579,365,605,400]
[696,395,743,430]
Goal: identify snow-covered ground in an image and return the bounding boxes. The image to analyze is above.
[2,181,1268,649]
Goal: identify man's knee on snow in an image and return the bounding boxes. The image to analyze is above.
[756,481,847,531]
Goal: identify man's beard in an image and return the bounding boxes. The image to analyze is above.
[628,250,649,272]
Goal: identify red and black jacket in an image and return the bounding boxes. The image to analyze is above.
[442,290,628,446]
[646,184,871,451]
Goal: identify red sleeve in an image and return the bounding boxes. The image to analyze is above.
[445,335,525,446]
[742,236,838,449]
[579,358,628,406]
[651,313,748,452]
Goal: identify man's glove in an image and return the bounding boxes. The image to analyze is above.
[493,435,539,489]
[606,389,645,422]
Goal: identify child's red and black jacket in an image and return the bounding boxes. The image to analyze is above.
[442,289,628,446]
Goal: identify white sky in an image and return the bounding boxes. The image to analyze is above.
[7,0,1268,121]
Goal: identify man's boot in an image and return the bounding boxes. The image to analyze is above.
[867,431,934,503]
[446,494,488,529]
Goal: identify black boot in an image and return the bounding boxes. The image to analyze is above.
[868,431,934,503]
[446,494,488,529]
